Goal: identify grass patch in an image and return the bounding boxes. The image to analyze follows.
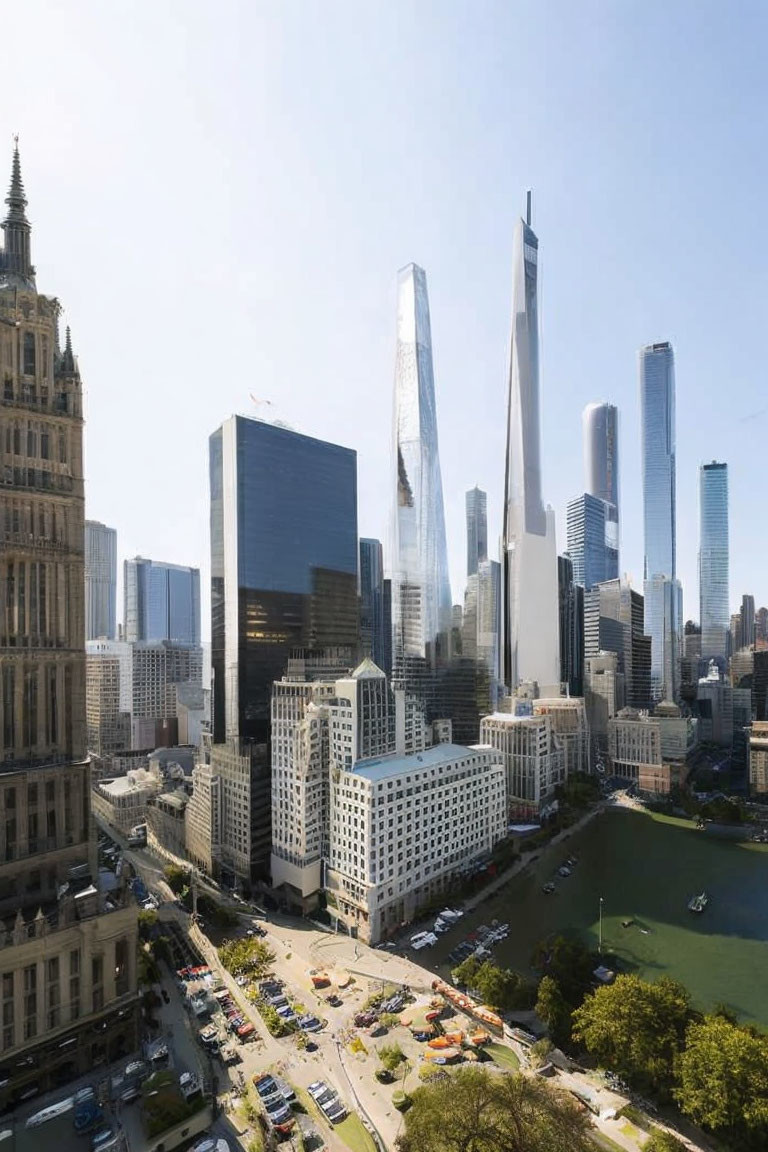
[622,1104,654,1133]
[590,1133,627,1152]
[484,1042,520,1070]
[335,1114,377,1152]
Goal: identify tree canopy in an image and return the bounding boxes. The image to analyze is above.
[674,1015,768,1139]
[572,974,691,1095]
[451,957,534,1012]
[535,975,572,1047]
[218,936,275,978]
[395,1066,593,1152]
[531,935,597,1008]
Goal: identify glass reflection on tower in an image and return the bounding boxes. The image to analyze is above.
[210,415,359,745]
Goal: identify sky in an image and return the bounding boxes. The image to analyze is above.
[5,1,768,639]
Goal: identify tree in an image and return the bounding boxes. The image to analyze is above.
[674,1015,768,1138]
[396,1066,593,1152]
[378,1042,406,1074]
[572,974,691,1095]
[163,863,190,894]
[535,976,572,1047]
[531,935,597,1008]
[453,957,534,1012]
[218,936,275,977]
[642,1133,688,1152]
[452,955,482,988]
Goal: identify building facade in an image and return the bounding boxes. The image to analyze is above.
[749,722,768,796]
[640,341,679,702]
[479,711,565,816]
[124,557,201,647]
[502,194,559,692]
[326,742,506,943]
[0,143,138,1108]
[558,555,584,697]
[84,520,117,641]
[566,492,618,591]
[584,578,651,709]
[607,709,662,784]
[698,462,729,663]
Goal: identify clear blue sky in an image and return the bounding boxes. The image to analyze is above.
[6,1,768,636]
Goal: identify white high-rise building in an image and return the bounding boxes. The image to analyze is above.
[270,660,506,936]
[502,194,559,691]
[389,264,452,669]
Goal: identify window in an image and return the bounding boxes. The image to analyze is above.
[23,332,35,376]
[23,964,36,1041]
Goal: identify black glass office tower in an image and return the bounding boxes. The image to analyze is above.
[210,415,359,746]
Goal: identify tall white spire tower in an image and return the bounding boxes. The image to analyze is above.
[390,263,452,669]
[502,193,560,691]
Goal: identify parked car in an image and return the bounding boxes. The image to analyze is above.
[254,1075,279,1099]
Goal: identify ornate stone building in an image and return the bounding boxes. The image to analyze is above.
[0,143,138,1107]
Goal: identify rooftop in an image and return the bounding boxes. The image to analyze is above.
[351,742,488,782]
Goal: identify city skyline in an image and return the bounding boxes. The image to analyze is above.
[5,4,768,640]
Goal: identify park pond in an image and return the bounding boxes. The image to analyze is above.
[433,807,768,1026]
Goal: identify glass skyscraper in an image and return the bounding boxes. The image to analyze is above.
[85,519,117,640]
[390,263,452,669]
[502,192,559,690]
[210,415,359,745]
[124,557,201,647]
[699,462,729,663]
[360,537,387,672]
[566,492,618,591]
[465,486,488,577]
[640,341,680,701]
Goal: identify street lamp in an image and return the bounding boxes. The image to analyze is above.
[599,896,604,955]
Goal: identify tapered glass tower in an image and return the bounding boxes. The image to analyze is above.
[699,462,729,664]
[390,264,452,669]
[502,193,559,690]
[640,342,680,701]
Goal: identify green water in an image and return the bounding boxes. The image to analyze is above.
[434,808,768,1026]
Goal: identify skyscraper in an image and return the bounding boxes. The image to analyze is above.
[640,341,680,701]
[360,538,386,670]
[566,492,618,590]
[584,578,651,709]
[698,462,729,663]
[583,401,619,504]
[85,520,117,640]
[0,143,138,1104]
[740,594,756,650]
[502,193,559,690]
[210,415,359,746]
[465,486,488,577]
[124,557,201,646]
[390,264,452,670]
[210,415,359,883]
[581,400,619,580]
[558,555,584,696]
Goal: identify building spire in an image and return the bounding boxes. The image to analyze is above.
[5,136,29,223]
[61,325,76,373]
[1,136,34,287]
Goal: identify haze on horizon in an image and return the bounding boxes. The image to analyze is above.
[5,0,768,637]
